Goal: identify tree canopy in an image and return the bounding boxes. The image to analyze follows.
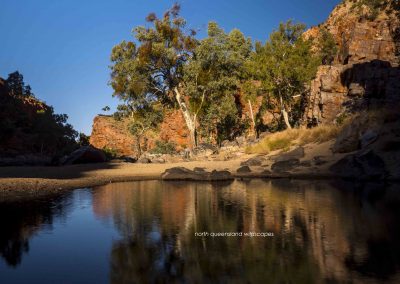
[109,6,322,148]
[183,22,252,143]
[0,72,78,156]
[249,21,320,129]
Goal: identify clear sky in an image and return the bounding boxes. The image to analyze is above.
[0,0,340,134]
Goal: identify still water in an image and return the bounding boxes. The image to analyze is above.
[0,179,400,283]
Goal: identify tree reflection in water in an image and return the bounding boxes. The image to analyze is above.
[0,193,73,267]
[91,180,400,283]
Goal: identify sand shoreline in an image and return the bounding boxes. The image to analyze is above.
[1,159,397,201]
[0,161,240,193]
[0,159,338,198]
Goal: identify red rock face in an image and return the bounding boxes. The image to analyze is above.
[89,116,136,156]
[304,0,400,125]
[89,110,191,156]
[159,110,190,151]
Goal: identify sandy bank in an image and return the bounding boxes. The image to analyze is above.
[0,156,340,198]
[0,160,241,193]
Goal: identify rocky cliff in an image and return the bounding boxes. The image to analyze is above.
[90,110,190,157]
[304,0,400,125]
[0,77,77,161]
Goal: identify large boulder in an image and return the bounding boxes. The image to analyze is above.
[61,146,106,165]
[271,159,300,173]
[274,147,305,162]
[161,167,233,181]
[332,121,362,153]
[240,156,267,167]
[236,165,251,173]
[330,149,386,180]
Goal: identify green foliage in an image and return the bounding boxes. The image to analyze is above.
[5,71,34,97]
[348,0,398,20]
[128,105,163,136]
[184,22,252,142]
[0,72,78,156]
[78,133,90,146]
[102,147,118,159]
[109,3,197,111]
[128,104,163,156]
[317,28,338,65]
[249,21,320,130]
[149,140,177,154]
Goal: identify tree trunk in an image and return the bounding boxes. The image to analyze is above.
[279,95,292,129]
[136,136,142,157]
[174,87,196,149]
[248,99,256,135]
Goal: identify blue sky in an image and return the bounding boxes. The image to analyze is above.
[0,0,340,134]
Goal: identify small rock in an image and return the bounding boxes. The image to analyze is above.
[138,157,151,164]
[237,166,251,173]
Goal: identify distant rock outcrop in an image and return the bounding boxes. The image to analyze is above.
[89,115,136,156]
[90,110,191,157]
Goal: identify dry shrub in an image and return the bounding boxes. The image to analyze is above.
[246,124,340,154]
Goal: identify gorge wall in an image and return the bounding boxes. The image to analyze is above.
[304,0,400,125]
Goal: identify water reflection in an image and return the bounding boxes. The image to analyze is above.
[92,180,400,283]
[0,180,399,283]
[0,193,73,267]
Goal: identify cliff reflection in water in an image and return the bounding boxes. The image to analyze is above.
[92,180,400,283]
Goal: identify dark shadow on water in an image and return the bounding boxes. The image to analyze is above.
[0,162,118,180]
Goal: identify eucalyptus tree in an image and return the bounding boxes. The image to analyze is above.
[251,21,319,129]
[109,4,198,147]
[184,22,252,143]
